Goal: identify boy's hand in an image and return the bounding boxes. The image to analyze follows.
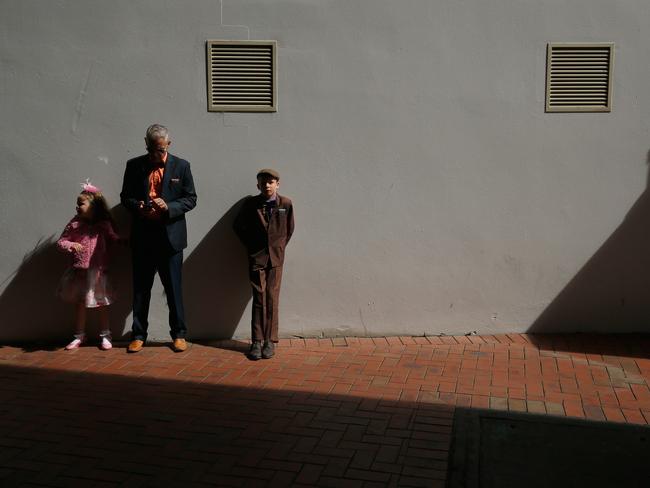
[71,243,83,252]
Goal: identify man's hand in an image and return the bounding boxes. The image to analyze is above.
[152,198,168,212]
[137,201,156,219]
[136,199,166,219]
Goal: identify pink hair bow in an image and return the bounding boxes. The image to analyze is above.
[81,178,101,194]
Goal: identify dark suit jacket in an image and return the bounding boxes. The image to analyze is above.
[120,153,197,252]
[233,194,294,269]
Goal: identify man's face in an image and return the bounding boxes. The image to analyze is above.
[257,176,279,199]
[146,136,170,163]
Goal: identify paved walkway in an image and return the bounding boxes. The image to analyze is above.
[1,333,650,487]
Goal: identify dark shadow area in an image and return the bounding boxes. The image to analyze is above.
[192,339,251,353]
[0,363,453,487]
[3,360,650,487]
[448,407,650,488]
[523,333,650,360]
[528,153,650,336]
[108,204,134,340]
[0,237,70,342]
[0,205,133,345]
[184,198,251,340]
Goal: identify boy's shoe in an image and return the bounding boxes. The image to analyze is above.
[172,338,187,352]
[65,335,85,350]
[262,341,275,359]
[100,336,113,350]
[127,339,144,353]
[248,341,262,360]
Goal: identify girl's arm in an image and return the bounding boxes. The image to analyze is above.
[56,219,81,252]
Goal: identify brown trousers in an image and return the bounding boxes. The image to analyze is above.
[249,265,283,342]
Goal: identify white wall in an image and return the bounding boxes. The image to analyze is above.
[2,0,649,341]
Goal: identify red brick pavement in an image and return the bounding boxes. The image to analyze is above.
[0,333,649,486]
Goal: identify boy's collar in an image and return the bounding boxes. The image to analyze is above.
[260,193,278,202]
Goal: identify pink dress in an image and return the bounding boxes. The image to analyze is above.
[56,216,119,308]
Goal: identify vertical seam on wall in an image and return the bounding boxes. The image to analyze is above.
[218,0,252,127]
[220,0,250,40]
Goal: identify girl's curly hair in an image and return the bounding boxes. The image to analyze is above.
[80,191,115,226]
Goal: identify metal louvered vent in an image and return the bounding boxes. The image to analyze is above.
[546,43,614,113]
[207,40,277,112]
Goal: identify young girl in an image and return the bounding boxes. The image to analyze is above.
[57,181,120,350]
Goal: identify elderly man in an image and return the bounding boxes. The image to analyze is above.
[120,124,197,352]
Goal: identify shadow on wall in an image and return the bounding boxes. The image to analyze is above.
[0,205,133,343]
[108,204,134,340]
[528,153,650,334]
[184,197,251,340]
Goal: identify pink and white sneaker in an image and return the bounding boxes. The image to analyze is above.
[65,335,85,350]
[100,336,113,350]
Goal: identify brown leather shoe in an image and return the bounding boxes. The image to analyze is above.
[128,339,144,353]
[173,338,187,352]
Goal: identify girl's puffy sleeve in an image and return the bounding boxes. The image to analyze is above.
[56,218,79,252]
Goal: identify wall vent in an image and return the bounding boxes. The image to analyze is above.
[546,43,613,113]
[207,40,277,112]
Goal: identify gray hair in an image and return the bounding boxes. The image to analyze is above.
[145,124,169,142]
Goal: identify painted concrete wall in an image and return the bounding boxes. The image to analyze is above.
[2,0,650,342]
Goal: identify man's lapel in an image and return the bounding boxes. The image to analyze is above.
[141,156,150,198]
[161,154,177,200]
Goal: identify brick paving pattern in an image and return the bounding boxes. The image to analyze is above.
[1,333,649,486]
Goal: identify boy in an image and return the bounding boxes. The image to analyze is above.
[233,169,295,360]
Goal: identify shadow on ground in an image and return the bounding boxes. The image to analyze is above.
[184,198,251,340]
[523,333,650,360]
[2,361,649,487]
[0,362,452,487]
[193,339,250,354]
[448,407,650,488]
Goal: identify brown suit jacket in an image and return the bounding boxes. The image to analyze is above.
[233,194,294,269]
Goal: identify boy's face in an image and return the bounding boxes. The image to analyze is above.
[257,176,279,199]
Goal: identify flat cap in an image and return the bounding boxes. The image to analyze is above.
[257,168,280,179]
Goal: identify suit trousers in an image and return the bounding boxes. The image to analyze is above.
[131,241,186,341]
[249,265,283,343]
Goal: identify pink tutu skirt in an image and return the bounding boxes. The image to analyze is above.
[57,267,114,308]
